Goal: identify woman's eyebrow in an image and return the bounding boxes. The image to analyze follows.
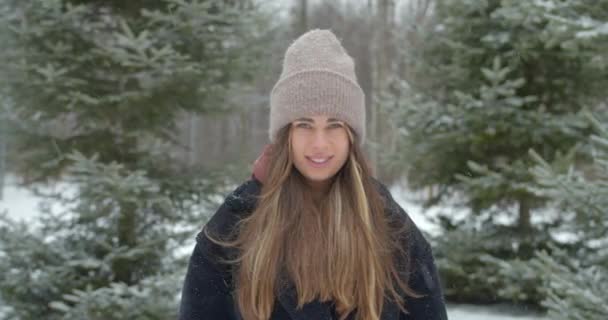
[293,117,342,124]
[294,117,314,122]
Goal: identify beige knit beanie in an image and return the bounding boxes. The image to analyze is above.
[269,29,366,145]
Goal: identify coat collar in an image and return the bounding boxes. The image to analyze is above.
[276,281,401,320]
[277,283,332,320]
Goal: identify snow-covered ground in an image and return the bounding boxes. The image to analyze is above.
[0,177,548,320]
[389,182,576,245]
[448,303,546,320]
[389,182,456,236]
[0,178,42,223]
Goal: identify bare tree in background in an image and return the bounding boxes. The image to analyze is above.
[0,119,5,199]
[291,0,309,36]
[368,0,397,176]
[399,0,435,84]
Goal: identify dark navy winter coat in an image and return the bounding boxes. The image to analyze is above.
[178,178,448,320]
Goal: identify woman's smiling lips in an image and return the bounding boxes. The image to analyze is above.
[305,156,334,168]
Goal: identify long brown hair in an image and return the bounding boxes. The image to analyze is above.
[205,124,419,320]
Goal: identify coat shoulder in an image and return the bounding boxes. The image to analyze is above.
[222,178,262,212]
[369,177,415,225]
[369,177,434,268]
[197,178,262,243]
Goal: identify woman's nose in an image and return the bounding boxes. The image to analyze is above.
[310,129,330,149]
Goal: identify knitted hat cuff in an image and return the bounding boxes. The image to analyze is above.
[271,68,363,96]
[269,69,366,145]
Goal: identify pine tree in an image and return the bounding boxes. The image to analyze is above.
[0,0,269,319]
[0,154,200,319]
[528,110,607,320]
[492,111,608,319]
[392,0,608,303]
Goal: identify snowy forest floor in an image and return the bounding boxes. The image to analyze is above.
[0,177,548,320]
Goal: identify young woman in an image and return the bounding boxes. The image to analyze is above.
[179,29,448,320]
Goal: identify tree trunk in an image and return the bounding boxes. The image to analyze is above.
[517,196,534,258]
[370,0,395,178]
[368,0,378,175]
[0,120,5,200]
[518,197,532,234]
[296,0,308,36]
[113,201,137,284]
[188,114,198,166]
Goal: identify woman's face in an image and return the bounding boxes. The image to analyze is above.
[290,115,350,190]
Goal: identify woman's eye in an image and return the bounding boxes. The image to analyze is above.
[328,123,343,129]
[295,123,312,129]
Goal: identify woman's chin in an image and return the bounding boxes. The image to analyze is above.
[301,172,335,186]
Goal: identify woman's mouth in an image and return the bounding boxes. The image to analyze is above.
[306,156,333,168]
